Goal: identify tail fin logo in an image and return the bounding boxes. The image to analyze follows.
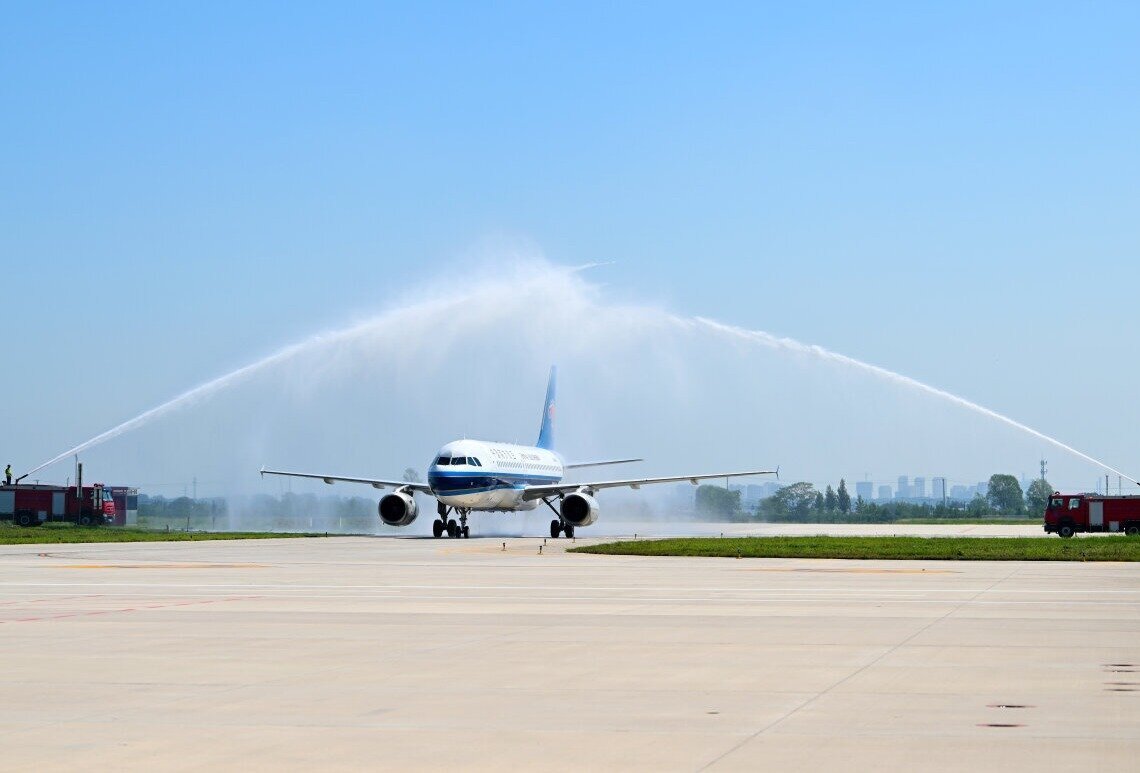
[536,366,557,450]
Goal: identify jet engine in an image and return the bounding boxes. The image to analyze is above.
[561,492,599,528]
[378,492,418,527]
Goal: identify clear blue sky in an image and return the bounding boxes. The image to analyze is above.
[3,2,1138,490]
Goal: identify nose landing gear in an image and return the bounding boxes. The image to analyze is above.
[433,506,470,538]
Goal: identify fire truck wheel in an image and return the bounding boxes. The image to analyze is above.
[1058,524,1074,539]
[79,515,92,527]
[1125,525,1139,536]
[16,512,33,527]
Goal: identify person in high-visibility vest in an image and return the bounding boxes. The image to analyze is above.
[4,464,11,485]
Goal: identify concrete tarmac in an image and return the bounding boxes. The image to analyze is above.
[1,533,1138,771]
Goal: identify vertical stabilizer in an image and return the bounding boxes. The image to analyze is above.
[536,366,556,450]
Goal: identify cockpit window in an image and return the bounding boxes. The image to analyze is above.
[453,457,467,466]
[435,456,451,466]
[470,458,481,467]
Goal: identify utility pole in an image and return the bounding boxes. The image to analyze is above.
[1039,459,1047,483]
[193,477,197,500]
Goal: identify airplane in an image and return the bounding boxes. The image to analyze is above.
[260,367,776,539]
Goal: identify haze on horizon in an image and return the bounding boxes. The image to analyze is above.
[2,3,1137,499]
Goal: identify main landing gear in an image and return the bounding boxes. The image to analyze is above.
[549,520,574,539]
[542,497,573,539]
[433,505,469,539]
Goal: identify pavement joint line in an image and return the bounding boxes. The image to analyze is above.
[5,588,1139,603]
[0,595,265,624]
[697,562,1029,771]
[3,582,1138,593]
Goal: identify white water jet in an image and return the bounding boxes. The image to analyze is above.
[22,266,546,478]
[684,317,1138,485]
[22,260,1135,488]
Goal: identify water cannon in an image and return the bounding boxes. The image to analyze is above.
[14,474,28,485]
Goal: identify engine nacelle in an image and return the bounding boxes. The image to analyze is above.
[378,492,418,527]
[561,492,599,528]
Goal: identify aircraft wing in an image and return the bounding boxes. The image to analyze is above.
[520,468,777,500]
[259,467,432,493]
[564,458,643,470]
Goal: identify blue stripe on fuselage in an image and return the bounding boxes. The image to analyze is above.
[428,470,561,496]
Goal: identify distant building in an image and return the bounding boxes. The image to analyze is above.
[878,484,892,501]
[931,478,945,501]
[977,481,989,496]
[913,477,926,499]
[896,476,911,500]
[855,481,873,502]
[949,485,970,501]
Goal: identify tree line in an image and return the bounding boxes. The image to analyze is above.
[138,492,381,530]
[695,474,1055,521]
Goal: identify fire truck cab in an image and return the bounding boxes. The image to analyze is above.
[1043,493,1140,538]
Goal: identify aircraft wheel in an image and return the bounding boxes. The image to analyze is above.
[550,519,561,539]
[447,519,458,538]
[432,519,444,538]
[564,524,575,539]
[462,525,470,538]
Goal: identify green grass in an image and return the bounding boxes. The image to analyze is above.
[893,518,1035,525]
[570,535,1140,562]
[0,523,325,545]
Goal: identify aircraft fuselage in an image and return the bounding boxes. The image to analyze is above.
[427,439,563,511]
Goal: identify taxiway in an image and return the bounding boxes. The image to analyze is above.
[1,534,1137,771]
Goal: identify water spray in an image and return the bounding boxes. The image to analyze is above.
[687,316,1139,486]
[21,262,1137,487]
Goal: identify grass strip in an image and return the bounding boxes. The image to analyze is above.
[0,525,326,545]
[892,518,1036,525]
[569,536,1140,562]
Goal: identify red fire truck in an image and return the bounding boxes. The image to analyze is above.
[1043,493,1140,538]
[0,483,116,527]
